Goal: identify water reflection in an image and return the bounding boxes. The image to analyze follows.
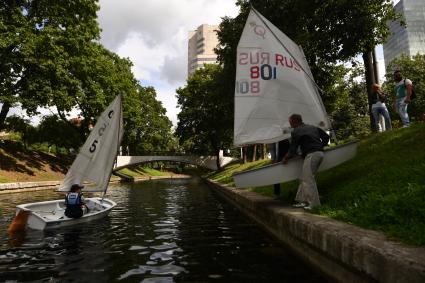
[0,179,328,282]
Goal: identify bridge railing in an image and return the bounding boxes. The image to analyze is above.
[119,151,198,157]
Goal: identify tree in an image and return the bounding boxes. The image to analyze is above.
[4,115,37,148]
[0,0,175,154]
[383,54,425,123]
[216,0,399,135]
[123,85,175,155]
[36,115,82,151]
[0,0,100,130]
[329,65,371,140]
[176,64,233,169]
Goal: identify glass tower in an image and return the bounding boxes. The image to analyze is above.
[383,0,425,68]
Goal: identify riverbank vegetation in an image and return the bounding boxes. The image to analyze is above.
[0,139,182,183]
[208,123,425,246]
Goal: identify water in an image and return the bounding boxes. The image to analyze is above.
[0,178,328,282]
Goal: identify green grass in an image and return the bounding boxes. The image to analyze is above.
[208,123,425,245]
[119,166,169,177]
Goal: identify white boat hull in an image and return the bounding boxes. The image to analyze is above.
[233,141,357,188]
[16,197,116,230]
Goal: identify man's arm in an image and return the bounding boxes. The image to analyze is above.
[283,133,298,164]
[403,79,413,103]
[405,83,413,103]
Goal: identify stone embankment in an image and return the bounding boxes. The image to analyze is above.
[205,179,425,283]
[0,175,190,194]
[0,181,61,194]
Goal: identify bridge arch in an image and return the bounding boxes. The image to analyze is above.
[114,155,235,171]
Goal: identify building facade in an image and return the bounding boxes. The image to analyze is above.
[187,24,219,77]
[383,0,425,68]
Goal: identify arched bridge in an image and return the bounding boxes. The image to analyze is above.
[114,154,235,171]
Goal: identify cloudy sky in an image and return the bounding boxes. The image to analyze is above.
[11,0,391,125]
[97,0,240,126]
[96,1,392,127]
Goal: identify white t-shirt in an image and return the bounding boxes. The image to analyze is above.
[395,79,412,99]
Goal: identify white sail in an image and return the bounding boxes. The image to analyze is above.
[234,9,330,146]
[58,95,124,192]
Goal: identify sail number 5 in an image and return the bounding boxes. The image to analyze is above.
[89,110,115,153]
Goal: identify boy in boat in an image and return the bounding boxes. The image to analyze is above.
[65,184,88,218]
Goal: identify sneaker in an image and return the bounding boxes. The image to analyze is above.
[303,206,313,211]
[292,202,307,208]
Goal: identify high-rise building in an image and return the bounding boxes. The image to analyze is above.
[383,0,425,68]
[187,24,219,77]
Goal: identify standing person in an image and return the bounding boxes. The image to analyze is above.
[269,139,290,199]
[283,114,329,210]
[393,70,413,127]
[369,83,392,132]
[65,184,88,219]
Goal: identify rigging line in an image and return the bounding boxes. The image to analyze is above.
[251,8,324,94]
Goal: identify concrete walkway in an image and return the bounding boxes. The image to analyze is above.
[205,179,425,283]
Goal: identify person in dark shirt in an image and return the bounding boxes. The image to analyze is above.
[65,184,87,218]
[283,114,329,210]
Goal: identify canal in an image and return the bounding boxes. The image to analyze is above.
[0,178,328,282]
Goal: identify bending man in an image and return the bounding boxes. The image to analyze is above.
[283,114,330,210]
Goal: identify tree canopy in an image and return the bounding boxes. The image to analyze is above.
[216,0,399,114]
[0,0,100,130]
[123,85,175,155]
[176,64,233,168]
[0,0,174,154]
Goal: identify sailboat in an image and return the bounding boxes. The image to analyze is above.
[10,95,123,230]
[232,9,357,188]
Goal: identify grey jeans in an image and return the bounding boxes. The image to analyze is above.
[295,151,324,208]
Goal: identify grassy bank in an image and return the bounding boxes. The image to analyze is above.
[208,123,425,245]
[0,140,72,183]
[0,140,190,183]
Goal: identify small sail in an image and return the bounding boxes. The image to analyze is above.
[59,95,123,192]
[234,9,330,146]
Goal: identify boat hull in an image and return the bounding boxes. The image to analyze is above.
[233,141,357,188]
[16,197,116,230]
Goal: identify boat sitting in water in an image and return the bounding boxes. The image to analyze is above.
[10,95,123,231]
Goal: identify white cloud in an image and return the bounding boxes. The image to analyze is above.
[97,0,240,126]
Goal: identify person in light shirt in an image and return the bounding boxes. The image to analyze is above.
[393,70,413,127]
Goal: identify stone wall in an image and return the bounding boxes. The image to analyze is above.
[205,179,425,283]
